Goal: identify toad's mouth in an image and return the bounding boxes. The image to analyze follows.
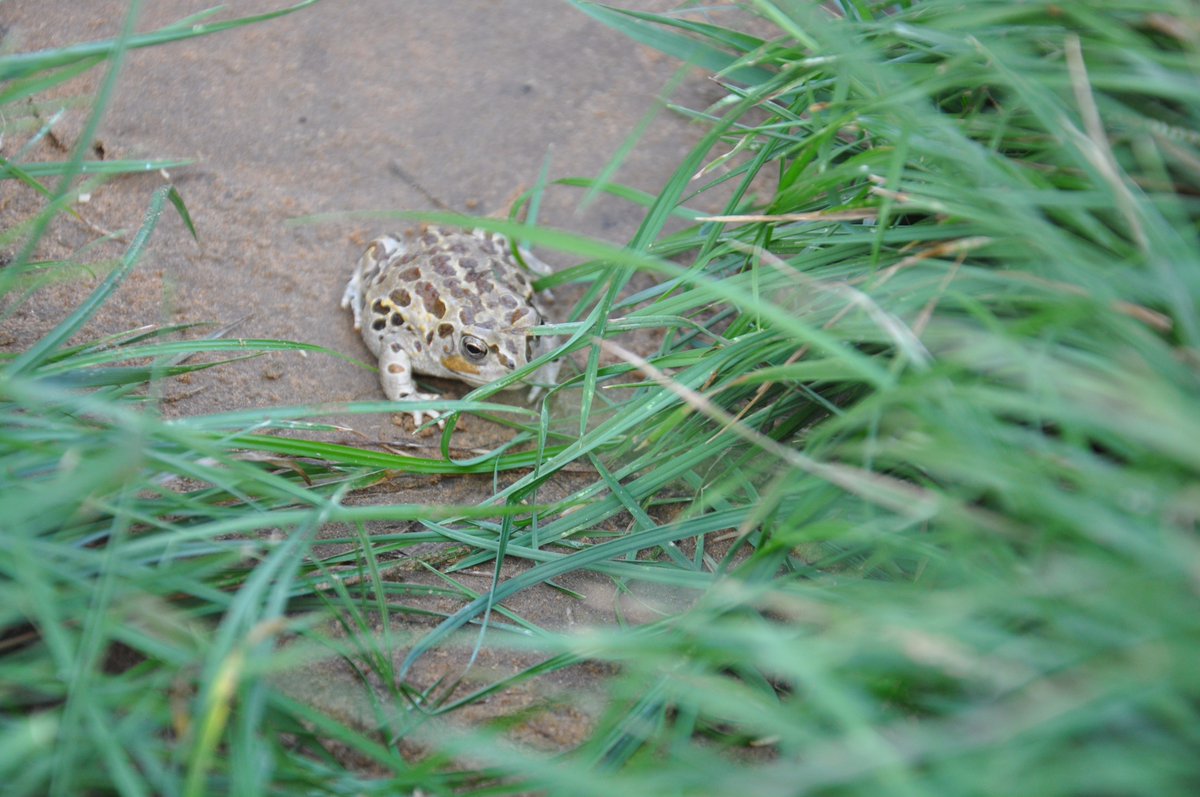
[441,355,482,377]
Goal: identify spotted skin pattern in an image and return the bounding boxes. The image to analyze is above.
[341,225,559,426]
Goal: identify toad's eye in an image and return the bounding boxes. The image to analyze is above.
[461,335,489,362]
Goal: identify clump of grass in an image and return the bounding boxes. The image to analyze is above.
[4,0,1200,795]
[430,0,1199,793]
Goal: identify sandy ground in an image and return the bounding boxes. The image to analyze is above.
[1,0,728,759]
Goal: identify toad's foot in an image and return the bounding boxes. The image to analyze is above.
[392,396,444,430]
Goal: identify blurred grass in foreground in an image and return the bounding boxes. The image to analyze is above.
[3,0,1200,795]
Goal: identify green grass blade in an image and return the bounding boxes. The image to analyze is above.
[0,0,325,81]
[8,184,175,375]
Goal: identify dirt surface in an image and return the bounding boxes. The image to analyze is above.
[1,0,728,758]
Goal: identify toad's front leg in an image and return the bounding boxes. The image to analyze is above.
[379,342,443,428]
